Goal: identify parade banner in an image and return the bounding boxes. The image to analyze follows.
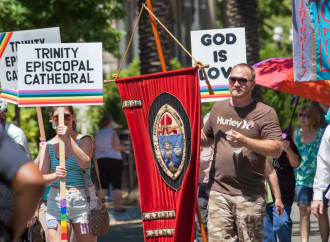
[0,27,61,103]
[191,28,246,102]
[116,67,200,241]
[292,0,330,82]
[17,43,103,106]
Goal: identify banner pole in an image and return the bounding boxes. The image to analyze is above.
[58,107,67,241]
[196,203,208,242]
[288,96,300,131]
[145,0,167,72]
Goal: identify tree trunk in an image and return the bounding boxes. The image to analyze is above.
[227,0,262,100]
[137,0,173,75]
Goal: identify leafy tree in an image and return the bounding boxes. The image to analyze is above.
[0,0,126,54]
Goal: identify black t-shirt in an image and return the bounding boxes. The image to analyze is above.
[272,131,300,205]
[0,128,30,224]
[0,128,30,185]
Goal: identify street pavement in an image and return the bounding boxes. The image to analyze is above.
[99,191,326,241]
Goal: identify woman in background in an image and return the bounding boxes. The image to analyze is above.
[94,115,127,212]
[293,106,328,242]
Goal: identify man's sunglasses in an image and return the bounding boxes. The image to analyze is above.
[52,114,72,122]
[229,76,251,85]
[298,114,310,118]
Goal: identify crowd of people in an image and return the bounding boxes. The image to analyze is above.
[1,62,330,242]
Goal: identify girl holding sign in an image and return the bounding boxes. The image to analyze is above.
[39,106,97,242]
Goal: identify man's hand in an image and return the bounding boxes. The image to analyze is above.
[311,200,323,218]
[275,199,284,216]
[225,129,245,148]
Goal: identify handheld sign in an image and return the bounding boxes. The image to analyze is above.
[191,28,246,103]
[0,27,61,103]
[17,43,103,106]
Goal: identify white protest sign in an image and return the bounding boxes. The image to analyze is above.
[17,42,103,107]
[191,28,246,102]
[0,27,61,103]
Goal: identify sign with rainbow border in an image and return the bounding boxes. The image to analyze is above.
[191,28,246,103]
[17,43,103,107]
[0,27,61,104]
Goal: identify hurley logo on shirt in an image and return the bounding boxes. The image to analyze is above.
[217,116,254,130]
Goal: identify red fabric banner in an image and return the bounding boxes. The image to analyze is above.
[116,67,201,241]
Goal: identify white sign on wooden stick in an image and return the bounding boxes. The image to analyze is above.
[17,42,103,107]
[191,28,246,103]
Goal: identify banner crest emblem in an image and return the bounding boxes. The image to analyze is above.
[149,93,192,190]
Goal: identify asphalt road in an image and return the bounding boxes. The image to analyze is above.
[99,203,326,242]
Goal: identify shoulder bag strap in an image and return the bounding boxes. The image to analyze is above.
[80,135,105,209]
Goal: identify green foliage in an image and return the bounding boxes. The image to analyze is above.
[260,40,292,60]
[0,0,126,54]
[259,16,293,59]
[262,88,312,129]
[201,102,215,117]
[0,0,29,28]
[258,0,292,43]
[170,58,183,70]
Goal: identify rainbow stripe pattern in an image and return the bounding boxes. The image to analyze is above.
[200,84,231,100]
[0,89,19,104]
[60,199,67,240]
[0,32,12,60]
[18,89,103,106]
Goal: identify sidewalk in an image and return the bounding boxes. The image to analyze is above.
[105,187,141,225]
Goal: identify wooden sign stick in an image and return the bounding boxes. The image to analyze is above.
[58,107,67,241]
[36,107,46,142]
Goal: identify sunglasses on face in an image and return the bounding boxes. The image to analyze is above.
[52,114,72,122]
[298,114,310,118]
[229,76,251,85]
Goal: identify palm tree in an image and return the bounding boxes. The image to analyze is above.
[137,0,173,75]
[227,0,262,100]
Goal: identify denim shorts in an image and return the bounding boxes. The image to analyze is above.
[296,185,329,208]
[47,186,97,226]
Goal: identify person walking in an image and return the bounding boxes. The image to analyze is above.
[0,128,44,241]
[39,106,98,242]
[293,106,328,242]
[201,63,283,241]
[263,129,301,242]
[94,115,127,212]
